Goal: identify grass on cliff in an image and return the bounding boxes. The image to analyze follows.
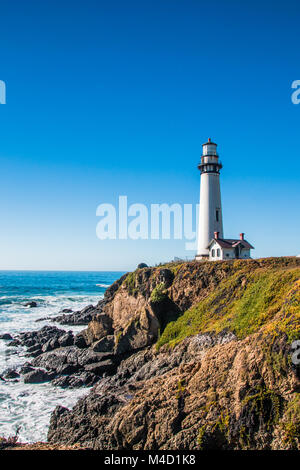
[157,264,300,349]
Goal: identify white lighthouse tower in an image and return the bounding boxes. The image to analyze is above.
[196,138,224,260]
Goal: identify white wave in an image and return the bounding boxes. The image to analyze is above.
[96,283,110,287]
[0,379,89,442]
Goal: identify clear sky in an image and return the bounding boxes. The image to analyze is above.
[0,0,300,271]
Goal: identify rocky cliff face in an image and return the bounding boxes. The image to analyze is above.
[47,258,300,450]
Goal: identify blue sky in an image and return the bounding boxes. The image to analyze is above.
[0,0,300,271]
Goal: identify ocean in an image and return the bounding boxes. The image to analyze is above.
[0,270,124,443]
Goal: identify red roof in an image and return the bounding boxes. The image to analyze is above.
[207,238,254,250]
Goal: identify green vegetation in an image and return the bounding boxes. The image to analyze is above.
[242,386,282,430]
[197,410,230,449]
[175,379,186,399]
[150,283,168,303]
[280,396,300,448]
[157,265,300,349]
[123,270,138,296]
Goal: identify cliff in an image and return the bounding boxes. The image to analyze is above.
[47,257,300,450]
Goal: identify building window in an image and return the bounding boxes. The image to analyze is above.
[217,249,220,257]
[226,253,229,257]
[212,249,215,257]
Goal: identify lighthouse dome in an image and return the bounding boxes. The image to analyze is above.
[202,138,218,156]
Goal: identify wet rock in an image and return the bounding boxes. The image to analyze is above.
[19,364,34,374]
[52,372,98,388]
[24,301,38,308]
[23,369,56,384]
[51,305,98,326]
[0,333,13,340]
[17,326,74,357]
[7,339,21,347]
[31,346,114,376]
[26,346,43,357]
[3,369,20,379]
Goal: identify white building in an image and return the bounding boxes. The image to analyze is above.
[207,232,254,261]
[195,139,254,261]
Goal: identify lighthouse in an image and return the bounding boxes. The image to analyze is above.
[195,138,254,261]
[196,138,224,260]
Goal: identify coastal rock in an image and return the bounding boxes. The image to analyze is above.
[17,326,75,357]
[0,333,13,340]
[30,346,117,387]
[7,339,21,347]
[84,360,115,375]
[26,346,43,357]
[47,332,300,450]
[31,346,78,371]
[51,305,99,326]
[114,307,159,355]
[24,301,38,308]
[81,314,113,346]
[58,332,74,347]
[19,364,34,374]
[51,372,98,388]
[92,335,114,353]
[56,364,79,375]
[23,369,56,384]
[47,258,300,449]
[3,369,20,379]
[74,333,87,349]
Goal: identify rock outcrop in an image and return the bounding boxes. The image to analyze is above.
[46,257,300,450]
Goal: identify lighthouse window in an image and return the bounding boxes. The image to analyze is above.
[216,210,219,222]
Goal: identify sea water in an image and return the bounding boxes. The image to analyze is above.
[0,270,123,443]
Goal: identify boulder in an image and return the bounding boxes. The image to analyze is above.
[7,339,21,347]
[3,369,20,379]
[74,333,87,349]
[23,369,55,384]
[19,364,34,374]
[137,263,148,269]
[58,332,74,347]
[32,347,74,371]
[92,335,115,353]
[81,314,113,346]
[26,346,42,357]
[0,333,13,340]
[114,308,159,355]
[84,360,115,375]
[52,372,98,388]
[56,364,79,375]
[24,301,38,308]
[51,305,97,326]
